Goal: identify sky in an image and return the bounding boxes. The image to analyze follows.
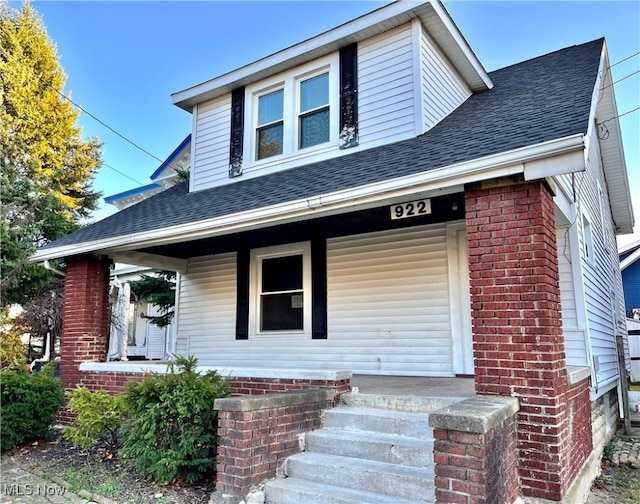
[13,0,640,246]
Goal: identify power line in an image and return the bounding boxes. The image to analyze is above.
[102,163,145,186]
[610,51,640,68]
[47,84,164,163]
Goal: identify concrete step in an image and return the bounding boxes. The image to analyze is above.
[284,452,433,501]
[341,392,467,412]
[266,477,429,504]
[323,407,432,440]
[306,428,433,466]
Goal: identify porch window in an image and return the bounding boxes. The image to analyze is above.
[250,242,311,335]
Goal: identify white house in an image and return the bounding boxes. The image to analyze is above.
[103,136,190,361]
[32,1,634,502]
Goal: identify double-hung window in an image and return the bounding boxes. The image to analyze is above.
[250,243,311,335]
[257,89,284,160]
[249,55,338,163]
[298,72,330,149]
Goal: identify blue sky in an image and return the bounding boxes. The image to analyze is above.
[19,1,640,243]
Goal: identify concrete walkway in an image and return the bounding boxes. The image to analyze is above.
[0,458,99,504]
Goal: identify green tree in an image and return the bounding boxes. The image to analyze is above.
[129,271,176,328]
[0,2,102,306]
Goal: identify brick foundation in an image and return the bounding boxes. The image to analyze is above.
[214,389,334,496]
[465,180,593,501]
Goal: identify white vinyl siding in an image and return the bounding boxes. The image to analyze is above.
[557,225,588,366]
[174,253,237,358]
[174,226,454,376]
[191,96,232,192]
[145,304,168,359]
[358,24,416,147]
[327,226,451,376]
[420,26,472,131]
[578,126,625,394]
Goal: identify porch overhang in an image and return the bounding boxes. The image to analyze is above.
[31,134,585,265]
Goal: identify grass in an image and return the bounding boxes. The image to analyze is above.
[61,466,122,499]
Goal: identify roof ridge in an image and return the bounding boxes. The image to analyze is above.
[489,37,604,75]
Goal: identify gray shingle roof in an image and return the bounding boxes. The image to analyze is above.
[42,38,603,251]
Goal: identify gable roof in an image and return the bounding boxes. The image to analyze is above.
[620,240,640,272]
[33,39,608,262]
[172,0,492,111]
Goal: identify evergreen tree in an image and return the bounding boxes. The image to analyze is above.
[0,2,102,305]
[129,271,176,328]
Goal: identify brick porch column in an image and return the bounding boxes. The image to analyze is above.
[465,179,591,501]
[60,255,111,391]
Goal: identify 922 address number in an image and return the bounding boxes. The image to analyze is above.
[390,199,432,220]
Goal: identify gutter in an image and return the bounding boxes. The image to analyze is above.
[30,134,585,263]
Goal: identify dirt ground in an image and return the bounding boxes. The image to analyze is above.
[2,428,214,504]
[3,426,640,504]
[588,463,640,503]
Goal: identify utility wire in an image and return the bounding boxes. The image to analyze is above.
[102,163,145,186]
[47,84,164,163]
[610,51,640,68]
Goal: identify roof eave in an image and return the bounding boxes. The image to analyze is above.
[30,134,584,263]
[171,0,492,111]
[588,42,635,235]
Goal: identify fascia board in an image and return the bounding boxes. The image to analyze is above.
[30,133,585,263]
[620,248,640,271]
[171,1,491,110]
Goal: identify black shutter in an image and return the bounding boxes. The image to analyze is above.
[229,87,245,177]
[311,235,328,339]
[235,247,249,339]
[339,44,358,149]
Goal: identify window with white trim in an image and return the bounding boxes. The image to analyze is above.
[250,242,312,335]
[247,55,339,163]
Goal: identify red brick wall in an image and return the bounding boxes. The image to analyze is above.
[60,255,111,392]
[215,391,333,496]
[434,416,519,504]
[465,180,592,500]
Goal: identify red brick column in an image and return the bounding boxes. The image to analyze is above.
[60,255,111,392]
[465,180,591,500]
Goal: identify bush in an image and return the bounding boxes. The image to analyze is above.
[64,386,127,454]
[0,362,64,451]
[121,355,230,484]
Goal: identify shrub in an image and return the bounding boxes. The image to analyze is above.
[0,306,28,369]
[64,386,127,453]
[0,362,64,451]
[121,355,230,484]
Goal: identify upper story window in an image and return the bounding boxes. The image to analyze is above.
[257,89,284,159]
[229,45,357,178]
[299,73,329,149]
[247,55,339,164]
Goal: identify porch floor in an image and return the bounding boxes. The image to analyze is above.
[351,374,476,397]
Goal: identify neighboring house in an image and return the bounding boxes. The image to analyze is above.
[105,135,190,361]
[620,240,640,382]
[31,1,634,502]
[620,240,640,317]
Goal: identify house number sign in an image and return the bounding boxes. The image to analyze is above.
[390,199,432,220]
